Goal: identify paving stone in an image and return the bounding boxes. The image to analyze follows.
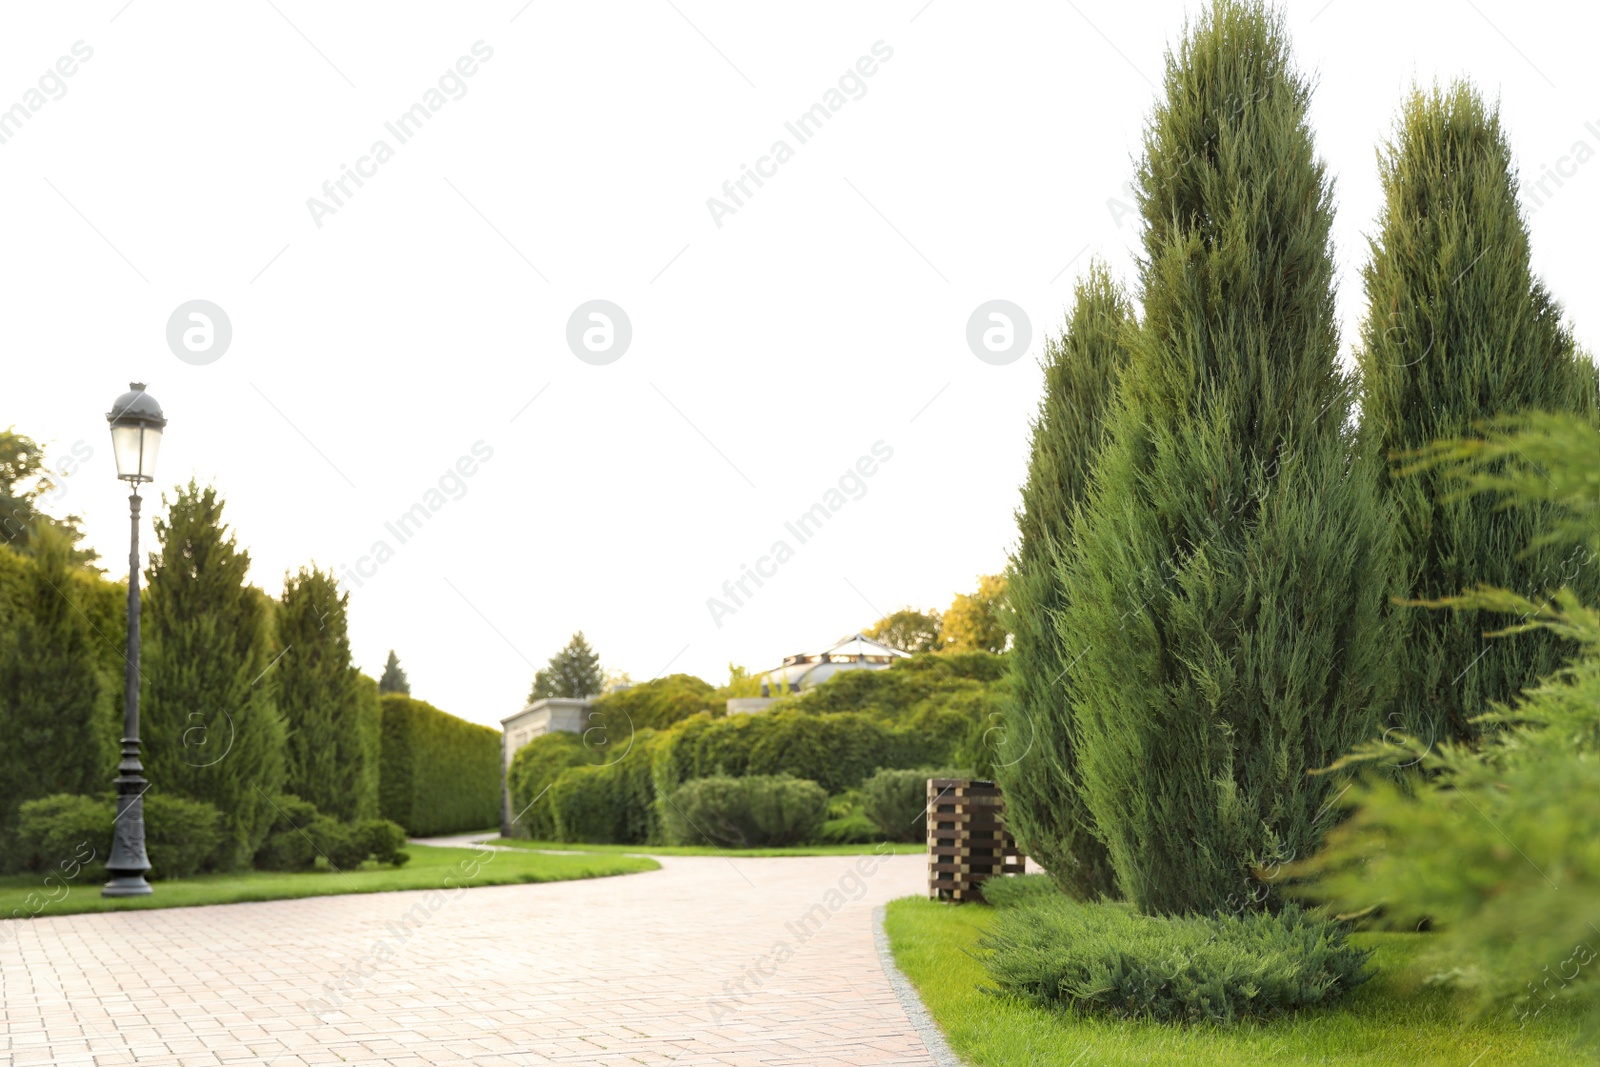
[1,853,934,1065]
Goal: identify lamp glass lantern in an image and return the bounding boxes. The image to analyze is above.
[107,383,166,482]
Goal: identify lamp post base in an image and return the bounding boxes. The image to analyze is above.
[103,739,153,899]
[101,874,154,897]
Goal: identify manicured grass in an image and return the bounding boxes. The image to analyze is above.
[0,844,658,923]
[488,836,926,857]
[884,896,1587,1066]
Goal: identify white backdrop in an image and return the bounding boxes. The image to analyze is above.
[4,0,1596,725]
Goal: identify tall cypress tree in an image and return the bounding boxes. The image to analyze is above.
[0,525,109,840]
[278,566,374,821]
[996,262,1132,899]
[1358,83,1600,747]
[1061,0,1394,915]
[143,481,285,868]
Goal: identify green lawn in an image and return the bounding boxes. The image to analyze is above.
[0,844,658,922]
[884,896,1586,1066]
[488,837,926,857]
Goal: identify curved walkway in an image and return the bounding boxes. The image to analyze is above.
[0,849,939,1066]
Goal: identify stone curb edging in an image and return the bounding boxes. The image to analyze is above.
[872,903,966,1067]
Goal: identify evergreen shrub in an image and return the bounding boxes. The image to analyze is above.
[506,731,594,839]
[979,887,1372,1024]
[860,766,963,843]
[661,774,828,848]
[16,792,224,880]
[15,793,108,876]
[547,730,663,844]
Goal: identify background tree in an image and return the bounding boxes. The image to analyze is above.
[941,575,1008,653]
[142,481,286,867]
[1061,0,1394,915]
[1356,82,1600,747]
[722,663,762,698]
[996,262,1132,899]
[278,566,376,821]
[0,428,97,566]
[866,608,943,653]
[0,524,109,844]
[377,649,410,695]
[528,631,603,701]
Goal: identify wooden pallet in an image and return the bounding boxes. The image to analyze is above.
[926,778,1025,903]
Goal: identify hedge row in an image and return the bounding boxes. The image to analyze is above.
[378,694,501,836]
[506,704,966,845]
[654,708,954,796]
[506,731,593,840]
[14,791,408,880]
[547,730,665,844]
[587,674,717,732]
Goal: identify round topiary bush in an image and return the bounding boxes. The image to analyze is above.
[662,774,827,848]
[860,767,963,843]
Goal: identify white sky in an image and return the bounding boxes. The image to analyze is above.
[5,1,1597,728]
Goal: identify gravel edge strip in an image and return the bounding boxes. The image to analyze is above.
[872,903,966,1067]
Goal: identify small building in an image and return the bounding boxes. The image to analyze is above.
[727,633,911,715]
[501,697,593,766]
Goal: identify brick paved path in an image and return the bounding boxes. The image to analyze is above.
[0,850,937,1066]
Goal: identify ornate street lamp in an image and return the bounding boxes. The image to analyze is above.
[102,383,165,897]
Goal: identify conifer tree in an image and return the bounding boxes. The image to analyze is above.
[996,263,1132,899]
[0,525,108,840]
[378,649,410,695]
[528,632,603,701]
[278,566,375,820]
[1357,83,1600,746]
[142,481,285,867]
[1061,0,1394,914]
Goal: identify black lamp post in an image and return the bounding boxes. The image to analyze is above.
[102,383,165,898]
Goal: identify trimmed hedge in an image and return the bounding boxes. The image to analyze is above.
[785,652,1007,718]
[504,660,1007,848]
[378,694,500,836]
[350,673,383,820]
[548,730,664,844]
[506,731,594,839]
[978,877,1373,1025]
[661,774,828,848]
[656,709,946,797]
[589,674,717,732]
[767,654,1005,777]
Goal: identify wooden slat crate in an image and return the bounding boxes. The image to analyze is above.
[927,777,1025,903]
